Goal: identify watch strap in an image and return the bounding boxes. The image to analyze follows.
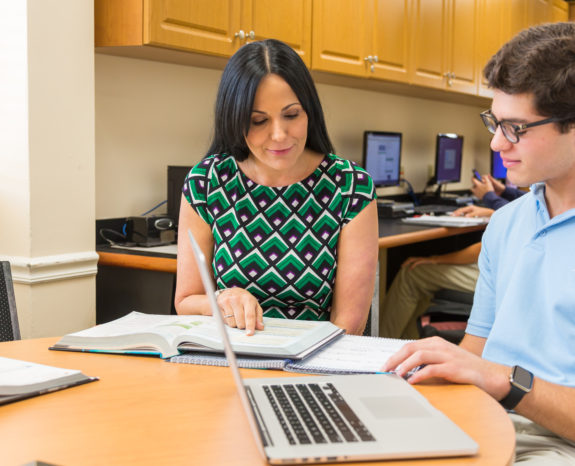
[499,384,526,410]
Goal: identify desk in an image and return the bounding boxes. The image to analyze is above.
[1,338,514,466]
[96,220,486,331]
[96,221,486,272]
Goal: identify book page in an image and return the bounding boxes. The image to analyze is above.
[286,335,412,374]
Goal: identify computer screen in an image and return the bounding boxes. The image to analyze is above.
[434,133,463,185]
[167,165,193,226]
[491,150,506,180]
[362,131,402,187]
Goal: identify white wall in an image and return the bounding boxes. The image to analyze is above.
[0,0,97,338]
[95,54,492,219]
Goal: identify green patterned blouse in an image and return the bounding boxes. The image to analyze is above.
[183,153,375,321]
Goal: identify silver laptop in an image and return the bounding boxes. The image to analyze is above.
[187,230,478,464]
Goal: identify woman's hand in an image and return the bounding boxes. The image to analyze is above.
[216,287,264,336]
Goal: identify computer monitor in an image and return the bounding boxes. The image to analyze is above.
[362,131,402,187]
[434,133,464,185]
[491,149,506,180]
[167,165,193,226]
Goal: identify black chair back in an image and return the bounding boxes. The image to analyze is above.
[0,261,21,341]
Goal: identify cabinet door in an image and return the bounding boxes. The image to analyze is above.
[243,0,312,66]
[144,0,242,57]
[311,0,370,77]
[447,0,478,95]
[528,0,552,24]
[476,0,507,97]
[409,0,449,89]
[369,0,411,83]
[550,0,568,22]
[528,0,568,23]
[507,0,529,39]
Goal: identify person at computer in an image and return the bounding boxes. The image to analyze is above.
[471,172,525,210]
[174,39,378,337]
[384,22,575,461]
[380,170,528,339]
[379,202,499,340]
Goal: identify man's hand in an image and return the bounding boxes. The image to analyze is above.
[382,337,510,399]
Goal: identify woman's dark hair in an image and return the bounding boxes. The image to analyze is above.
[206,39,334,161]
[483,22,575,133]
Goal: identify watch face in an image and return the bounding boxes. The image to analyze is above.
[513,366,533,390]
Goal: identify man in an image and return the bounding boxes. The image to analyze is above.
[384,22,575,463]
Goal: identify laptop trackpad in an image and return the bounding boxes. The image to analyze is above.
[361,396,432,419]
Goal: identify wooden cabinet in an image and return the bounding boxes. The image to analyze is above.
[96,0,312,65]
[369,0,411,83]
[476,0,510,97]
[311,0,371,77]
[476,0,568,97]
[410,0,478,95]
[244,0,312,65]
[95,0,569,101]
[312,0,410,83]
[144,0,242,57]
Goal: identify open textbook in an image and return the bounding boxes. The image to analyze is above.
[0,357,97,405]
[170,334,412,375]
[50,311,344,359]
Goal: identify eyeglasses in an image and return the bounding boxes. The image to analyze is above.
[480,110,561,144]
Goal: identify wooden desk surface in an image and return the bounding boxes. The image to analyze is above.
[1,338,514,466]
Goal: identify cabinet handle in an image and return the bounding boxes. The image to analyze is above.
[248,30,255,40]
[364,55,378,73]
[443,71,454,87]
[235,30,246,40]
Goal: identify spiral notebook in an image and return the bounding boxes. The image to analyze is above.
[170,334,412,375]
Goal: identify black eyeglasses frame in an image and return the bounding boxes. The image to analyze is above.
[480,110,562,144]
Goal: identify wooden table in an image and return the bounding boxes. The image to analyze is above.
[1,338,514,466]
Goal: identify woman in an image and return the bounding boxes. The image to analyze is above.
[175,39,378,336]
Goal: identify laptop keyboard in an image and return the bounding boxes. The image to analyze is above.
[263,382,375,445]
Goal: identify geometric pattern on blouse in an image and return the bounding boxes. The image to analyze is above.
[183,153,375,321]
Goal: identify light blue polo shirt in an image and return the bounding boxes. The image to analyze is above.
[466,183,575,387]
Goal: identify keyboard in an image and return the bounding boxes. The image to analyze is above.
[402,215,489,227]
[263,382,375,445]
[412,204,457,215]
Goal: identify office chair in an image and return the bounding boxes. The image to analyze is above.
[417,288,473,344]
[0,261,21,341]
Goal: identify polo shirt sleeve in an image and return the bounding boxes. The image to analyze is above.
[465,224,498,338]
